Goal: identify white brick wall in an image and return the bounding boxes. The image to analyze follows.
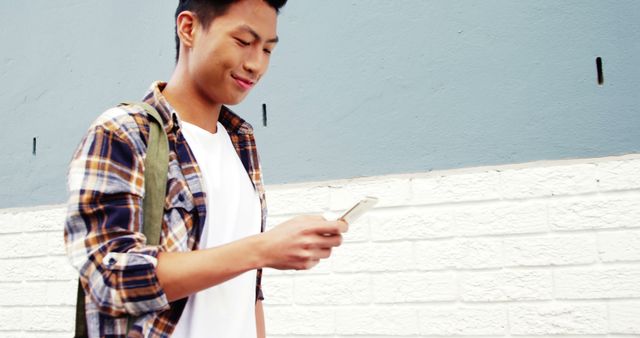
[0,207,76,337]
[1,153,639,337]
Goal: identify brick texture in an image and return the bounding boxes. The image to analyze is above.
[1,154,639,336]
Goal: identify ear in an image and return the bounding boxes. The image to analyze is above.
[176,11,198,50]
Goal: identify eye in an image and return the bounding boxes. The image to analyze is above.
[235,38,250,46]
[263,48,272,55]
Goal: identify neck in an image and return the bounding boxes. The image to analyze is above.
[163,63,222,134]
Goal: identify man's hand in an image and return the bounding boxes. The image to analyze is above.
[259,215,348,270]
[157,215,347,302]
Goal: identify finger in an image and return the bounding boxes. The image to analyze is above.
[304,259,320,270]
[310,222,342,236]
[306,248,330,260]
[317,248,332,259]
[312,220,349,235]
[308,247,331,259]
[336,219,349,233]
[316,233,342,248]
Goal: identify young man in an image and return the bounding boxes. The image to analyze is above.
[64,0,347,337]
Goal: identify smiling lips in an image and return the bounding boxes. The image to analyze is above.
[231,74,255,90]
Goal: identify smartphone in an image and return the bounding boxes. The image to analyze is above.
[338,196,379,224]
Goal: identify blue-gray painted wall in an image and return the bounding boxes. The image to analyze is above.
[1,0,638,208]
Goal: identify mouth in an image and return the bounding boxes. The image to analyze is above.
[231,73,255,91]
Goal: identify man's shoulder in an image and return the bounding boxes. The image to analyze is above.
[92,103,150,130]
[87,103,153,142]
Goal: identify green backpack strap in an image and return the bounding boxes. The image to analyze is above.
[74,281,88,338]
[131,101,170,247]
[74,101,169,337]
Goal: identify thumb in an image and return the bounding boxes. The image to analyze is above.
[322,211,340,221]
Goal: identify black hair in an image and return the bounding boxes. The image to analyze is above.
[174,0,287,62]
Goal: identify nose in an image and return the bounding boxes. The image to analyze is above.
[243,48,268,77]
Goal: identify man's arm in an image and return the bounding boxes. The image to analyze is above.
[256,300,265,338]
[155,234,263,301]
[156,215,346,302]
[65,113,170,317]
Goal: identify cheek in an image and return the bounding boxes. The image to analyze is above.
[198,51,236,80]
[190,59,224,90]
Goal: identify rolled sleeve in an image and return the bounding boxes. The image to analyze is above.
[90,247,169,316]
[65,113,169,317]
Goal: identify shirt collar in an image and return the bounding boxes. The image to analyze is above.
[142,81,255,135]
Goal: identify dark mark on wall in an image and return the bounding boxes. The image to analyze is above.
[32,137,37,156]
[596,57,604,85]
[262,103,268,127]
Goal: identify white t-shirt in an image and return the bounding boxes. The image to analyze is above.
[172,120,262,338]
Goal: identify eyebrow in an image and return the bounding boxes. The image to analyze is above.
[237,24,279,43]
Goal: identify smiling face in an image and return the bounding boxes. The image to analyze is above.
[183,0,279,106]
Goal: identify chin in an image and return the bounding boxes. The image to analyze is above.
[223,97,243,106]
[225,94,250,106]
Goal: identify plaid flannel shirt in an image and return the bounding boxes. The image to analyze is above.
[64,81,267,338]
